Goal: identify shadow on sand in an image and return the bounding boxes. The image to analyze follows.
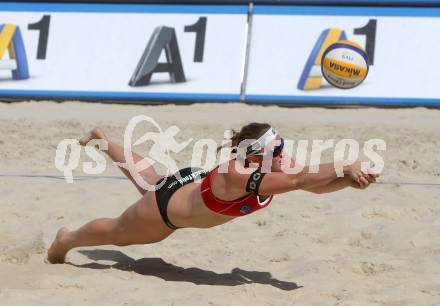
[69,249,302,291]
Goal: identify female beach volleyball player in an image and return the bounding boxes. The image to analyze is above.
[48,123,378,263]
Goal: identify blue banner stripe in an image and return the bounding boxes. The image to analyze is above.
[3,90,438,106]
[251,0,440,3]
[254,5,440,17]
[245,95,440,106]
[0,3,247,14]
[0,90,240,101]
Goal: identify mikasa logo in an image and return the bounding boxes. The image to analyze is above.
[328,61,362,76]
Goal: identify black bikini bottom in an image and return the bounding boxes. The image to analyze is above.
[155,167,208,230]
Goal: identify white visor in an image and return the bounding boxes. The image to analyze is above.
[246,127,278,155]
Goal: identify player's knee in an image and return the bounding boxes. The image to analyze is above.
[111,223,131,246]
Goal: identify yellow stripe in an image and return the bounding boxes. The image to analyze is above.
[323,58,367,79]
[0,24,16,58]
[8,42,16,59]
[304,77,322,90]
[315,28,343,65]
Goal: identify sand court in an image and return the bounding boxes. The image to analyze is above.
[0,101,439,306]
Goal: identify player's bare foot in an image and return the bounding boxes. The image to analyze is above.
[47,227,71,264]
[79,127,107,146]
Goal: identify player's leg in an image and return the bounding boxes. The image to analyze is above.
[47,194,173,263]
[80,127,161,194]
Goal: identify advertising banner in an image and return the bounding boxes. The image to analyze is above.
[245,6,440,105]
[0,3,248,101]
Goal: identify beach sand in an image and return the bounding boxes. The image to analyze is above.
[0,101,439,306]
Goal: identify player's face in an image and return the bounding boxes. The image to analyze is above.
[253,136,284,172]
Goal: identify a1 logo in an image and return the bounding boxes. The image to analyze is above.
[129,17,207,87]
[298,19,377,91]
[0,15,51,80]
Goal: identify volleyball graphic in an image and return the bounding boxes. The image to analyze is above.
[321,40,368,89]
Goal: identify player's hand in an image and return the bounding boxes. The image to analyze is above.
[343,161,379,189]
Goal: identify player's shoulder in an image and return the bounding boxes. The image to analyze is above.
[217,160,256,179]
[216,160,239,176]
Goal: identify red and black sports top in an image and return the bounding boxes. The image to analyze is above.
[200,166,273,216]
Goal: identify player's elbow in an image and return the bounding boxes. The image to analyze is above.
[289,170,308,191]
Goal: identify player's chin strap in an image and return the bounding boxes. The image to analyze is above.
[245,127,278,155]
